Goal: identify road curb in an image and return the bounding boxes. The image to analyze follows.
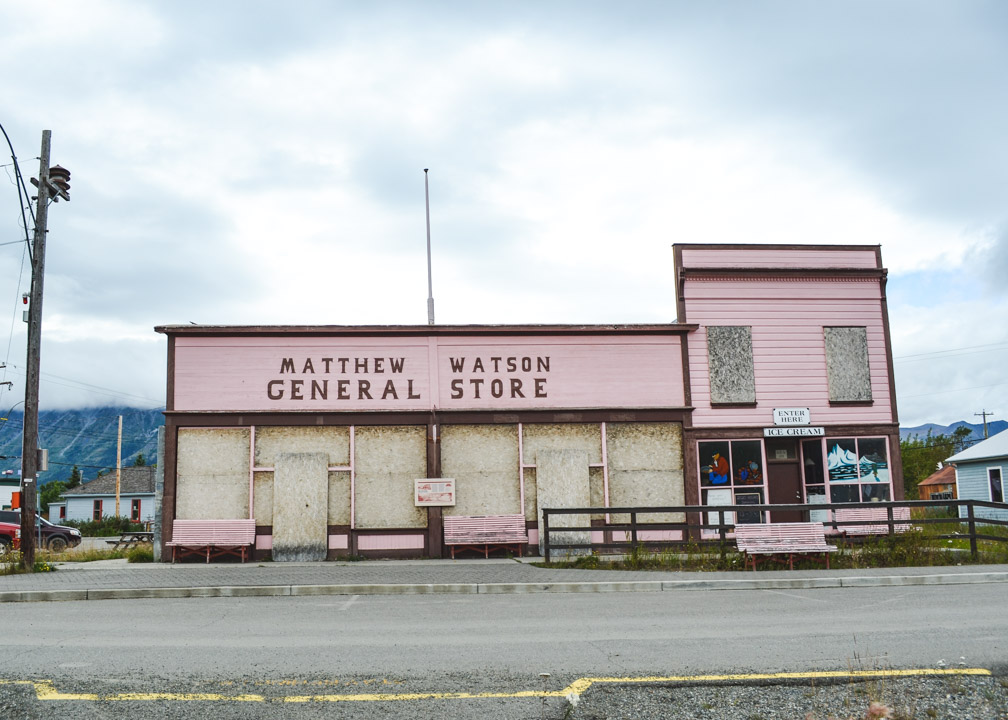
[838,572,1008,587]
[478,581,665,593]
[3,570,1006,603]
[0,589,88,603]
[290,583,478,596]
[664,577,844,591]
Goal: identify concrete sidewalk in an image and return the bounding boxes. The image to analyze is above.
[2,558,1006,603]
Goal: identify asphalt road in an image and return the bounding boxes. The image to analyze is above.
[1,583,1005,718]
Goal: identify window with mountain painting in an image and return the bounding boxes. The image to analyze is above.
[822,437,890,502]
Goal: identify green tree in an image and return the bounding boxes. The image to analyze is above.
[952,426,973,453]
[39,480,67,515]
[900,430,957,499]
[133,453,146,466]
[67,465,82,489]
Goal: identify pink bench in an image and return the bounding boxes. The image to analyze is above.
[834,507,911,536]
[443,514,527,559]
[166,519,256,563]
[735,522,837,570]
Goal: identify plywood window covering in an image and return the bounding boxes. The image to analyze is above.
[823,326,873,402]
[518,423,610,519]
[249,425,356,528]
[706,326,756,405]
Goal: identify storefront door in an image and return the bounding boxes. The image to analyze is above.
[768,462,803,523]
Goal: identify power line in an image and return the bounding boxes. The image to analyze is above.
[893,341,1008,363]
[1,363,162,405]
[897,380,1008,399]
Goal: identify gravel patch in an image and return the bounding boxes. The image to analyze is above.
[2,673,1005,719]
[570,676,1008,720]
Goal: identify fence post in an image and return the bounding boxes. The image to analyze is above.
[967,503,977,559]
[543,511,550,564]
[630,511,638,548]
[886,505,895,537]
[718,509,726,560]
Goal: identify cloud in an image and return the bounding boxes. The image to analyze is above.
[0,1,1005,423]
[968,225,1008,295]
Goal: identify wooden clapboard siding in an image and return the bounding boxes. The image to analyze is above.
[684,273,892,427]
[680,246,880,269]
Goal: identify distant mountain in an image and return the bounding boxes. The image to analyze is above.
[0,407,164,485]
[899,419,1007,443]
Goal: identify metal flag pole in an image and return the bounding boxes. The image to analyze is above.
[424,168,435,325]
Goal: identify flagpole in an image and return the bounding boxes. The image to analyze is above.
[424,168,435,325]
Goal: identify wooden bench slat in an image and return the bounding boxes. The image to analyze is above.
[834,507,911,535]
[166,519,256,563]
[735,522,836,570]
[443,514,527,558]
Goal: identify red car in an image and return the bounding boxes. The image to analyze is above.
[0,520,20,555]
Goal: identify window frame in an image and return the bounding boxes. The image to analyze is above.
[801,436,893,505]
[697,438,768,525]
[92,499,102,522]
[989,467,1004,503]
[130,498,142,522]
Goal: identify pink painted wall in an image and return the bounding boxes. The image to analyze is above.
[684,275,893,426]
[356,533,425,550]
[680,247,879,270]
[171,334,686,412]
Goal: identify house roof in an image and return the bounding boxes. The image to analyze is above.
[918,464,956,487]
[61,466,155,497]
[947,428,1008,465]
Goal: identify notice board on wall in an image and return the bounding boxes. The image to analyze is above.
[414,479,456,507]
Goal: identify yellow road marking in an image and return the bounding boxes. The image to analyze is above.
[0,668,992,704]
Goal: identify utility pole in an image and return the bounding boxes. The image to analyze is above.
[116,414,122,517]
[975,410,995,440]
[20,130,70,570]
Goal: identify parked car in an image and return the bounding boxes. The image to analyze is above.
[0,520,20,554]
[0,510,82,552]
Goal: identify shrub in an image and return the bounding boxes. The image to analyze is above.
[62,515,146,537]
[127,545,153,563]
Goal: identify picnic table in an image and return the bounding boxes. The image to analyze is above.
[107,531,154,550]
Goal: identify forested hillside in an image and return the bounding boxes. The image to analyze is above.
[0,407,163,485]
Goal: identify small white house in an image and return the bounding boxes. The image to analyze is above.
[1,476,19,509]
[947,429,1008,522]
[51,466,155,524]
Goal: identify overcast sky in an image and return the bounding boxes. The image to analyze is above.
[0,1,1005,428]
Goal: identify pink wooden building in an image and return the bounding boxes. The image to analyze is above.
[155,243,903,559]
[675,244,902,527]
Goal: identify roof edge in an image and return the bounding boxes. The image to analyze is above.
[155,323,699,336]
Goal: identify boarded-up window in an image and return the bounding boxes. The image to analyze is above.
[706,326,756,404]
[824,326,872,402]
